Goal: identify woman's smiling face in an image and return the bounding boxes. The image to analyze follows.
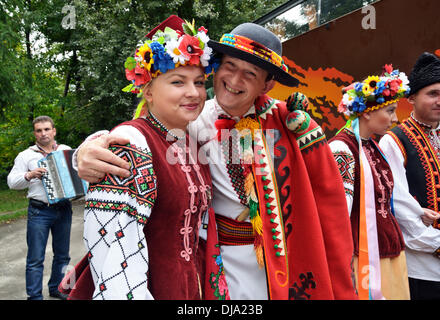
[144,65,207,131]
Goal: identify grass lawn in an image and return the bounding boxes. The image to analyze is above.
[0,189,28,224]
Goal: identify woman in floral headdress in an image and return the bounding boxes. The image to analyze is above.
[60,15,229,300]
[329,65,411,300]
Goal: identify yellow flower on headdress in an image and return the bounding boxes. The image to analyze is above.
[363,75,380,97]
[137,43,154,70]
[365,75,380,88]
[362,83,373,97]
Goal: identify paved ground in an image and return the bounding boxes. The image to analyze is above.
[0,200,86,300]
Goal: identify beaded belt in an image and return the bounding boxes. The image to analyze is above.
[215,214,255,246]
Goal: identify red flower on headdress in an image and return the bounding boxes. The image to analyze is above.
[125,65,151,86]
[383,64,393,74]
[178,35,203,65]
[389,79,401,96]
[198,26,208,34]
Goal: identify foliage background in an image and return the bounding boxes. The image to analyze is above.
[0,0,285,187]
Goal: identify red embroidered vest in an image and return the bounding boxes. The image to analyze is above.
[128,118,212,299]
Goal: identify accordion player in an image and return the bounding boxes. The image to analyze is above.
[38,149,88,204]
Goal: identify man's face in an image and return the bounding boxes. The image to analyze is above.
[213,55,274,117]
[409,82,440,127]
[33,121,56,147]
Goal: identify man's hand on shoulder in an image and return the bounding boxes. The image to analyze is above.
[77,134,131,183]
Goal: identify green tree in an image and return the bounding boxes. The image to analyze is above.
[0,0,285,185]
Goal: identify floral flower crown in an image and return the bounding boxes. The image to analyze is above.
[338,64,410,118]
[123,20,215,95]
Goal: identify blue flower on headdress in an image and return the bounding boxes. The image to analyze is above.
[351,96,366,113]
[354,82,364,93]
[374,80,386,95]
[376,96,385,104]
[150,41,175,73]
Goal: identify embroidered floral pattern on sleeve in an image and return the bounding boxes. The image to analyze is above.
[83,143,157,299]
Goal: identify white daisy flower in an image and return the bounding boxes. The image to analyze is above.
[165,38,188,64]
[342,93,354,107]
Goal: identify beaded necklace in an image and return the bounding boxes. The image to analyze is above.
[146,111,186,141]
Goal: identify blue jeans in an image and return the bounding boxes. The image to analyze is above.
[26,200,72,300]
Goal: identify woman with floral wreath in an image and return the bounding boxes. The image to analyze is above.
[59,15,229,300]
[329,64,411,300]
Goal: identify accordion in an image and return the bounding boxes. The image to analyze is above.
[38,149,88,204]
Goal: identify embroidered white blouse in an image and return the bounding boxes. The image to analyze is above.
[83,125,154,300]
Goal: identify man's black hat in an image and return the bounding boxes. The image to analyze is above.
[208,23,299,87]
[408,52,440,95]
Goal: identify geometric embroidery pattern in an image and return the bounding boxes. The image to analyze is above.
[84,205,150,300]
[400,118,440,221]
[83,142,155,299]
[333,150,355,196]
[329,138,356,205]
[87,143,157,225]
[296,126,327,153]
[85,199,149,225]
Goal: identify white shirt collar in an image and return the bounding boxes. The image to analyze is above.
[213,96,255,122]
[411,112,440,132]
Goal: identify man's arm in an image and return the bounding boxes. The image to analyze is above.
[75,132,131,183]
[7,152,34,190]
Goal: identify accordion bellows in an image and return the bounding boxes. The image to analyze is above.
[38,149,88,204]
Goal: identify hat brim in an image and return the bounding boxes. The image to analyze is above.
[208,40,299,87]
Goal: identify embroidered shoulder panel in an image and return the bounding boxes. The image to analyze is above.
[256,96,278,120]
[296,125,327,153]
[86,143,157,225]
